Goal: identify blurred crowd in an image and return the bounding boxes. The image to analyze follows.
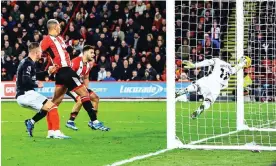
[175,1,233,81]
[1,0,166,82]
[245,1,276,101]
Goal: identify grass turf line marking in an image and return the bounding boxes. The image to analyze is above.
[107,149,171,166]
[188,120,276,145]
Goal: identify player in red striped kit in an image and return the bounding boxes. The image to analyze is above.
[65,45,100,130]
[40,19,110,138]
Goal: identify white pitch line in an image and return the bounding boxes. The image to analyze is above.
[107,149,171,166]
[188,120,276,145]
[188,130,240,145]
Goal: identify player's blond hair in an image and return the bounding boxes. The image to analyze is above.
[47,19,59,29]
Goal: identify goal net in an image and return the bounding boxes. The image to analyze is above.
[172,0,276,150]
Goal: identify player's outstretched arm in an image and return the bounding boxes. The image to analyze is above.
[183,59,215,69]
[230,56,248,74]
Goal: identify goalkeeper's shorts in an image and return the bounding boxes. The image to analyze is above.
[196,77,221,103]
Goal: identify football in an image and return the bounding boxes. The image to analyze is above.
[244,56,252,68]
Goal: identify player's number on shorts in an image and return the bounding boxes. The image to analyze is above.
[220,68,230,80]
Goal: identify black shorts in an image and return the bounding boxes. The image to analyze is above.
[66,88,93,102]
[55,67,82,91]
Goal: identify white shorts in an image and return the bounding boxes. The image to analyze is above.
[17,90,48,112]
[196,77,222,103]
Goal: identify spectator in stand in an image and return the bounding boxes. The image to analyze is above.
[142,70,154,81]
[111,34,121,48]
[112,26,125,41]
[1,68,11,81]
[130,70,140,81]
[120,59,132,81]
[129,48,139,62]
[156,74,163,81]
[3,41,13,56]
[153,12,162,31]
[111,61,120,81]
[211,20,220,41]
[103,71,116,81]
[1,50,6,67]
[96,41,107,56]
[201,34,219,51]
[145,34,155,52]
[1,1,166,82]
[132,32,143,52]
[201,2,214,16]
[117,40,130,59]
[114,54,123,70]
[178,72,189,82]
[146,63,157,79]
[176,38,190,60]
[136,62,145,78]
[140,54,148,68]
[128,56,136,71]
[98,66,107,81]
[98,55,110,70]
[151,54,165,75]
[135,0,146,15]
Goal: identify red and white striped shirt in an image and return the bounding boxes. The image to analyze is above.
[71,55,92,81]
[40,35,71,68]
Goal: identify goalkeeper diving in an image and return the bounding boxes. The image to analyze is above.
[176,52,251,119]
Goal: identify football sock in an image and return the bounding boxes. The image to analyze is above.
[197,99,211,114]
[31,109,48,124]
[69,112,79,121]
[81,96,97,121]
[46,113,52,130]
[48,105,60,130]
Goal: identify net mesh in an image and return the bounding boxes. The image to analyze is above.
[175,0,276,148]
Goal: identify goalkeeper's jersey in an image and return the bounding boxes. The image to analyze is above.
[204,58,234,88]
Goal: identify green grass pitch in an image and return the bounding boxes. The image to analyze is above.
[1,101,275,166]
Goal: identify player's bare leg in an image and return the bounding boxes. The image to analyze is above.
[89,92,99,114]
[66,91,100,131]
[47,85,70,138]
[52,85,67,106]
[24,99,60,137]
[191,98,212,119]
[74,85,110,131]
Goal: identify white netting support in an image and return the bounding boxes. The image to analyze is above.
[173,0,276,151]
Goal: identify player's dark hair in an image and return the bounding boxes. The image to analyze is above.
[83,45,94,53]
[28,42,40,51]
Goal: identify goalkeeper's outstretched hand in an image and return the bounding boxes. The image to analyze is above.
[239,56,251,68]
[182,60,195,69]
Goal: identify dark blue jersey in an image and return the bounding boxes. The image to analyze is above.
[15,57,48,98]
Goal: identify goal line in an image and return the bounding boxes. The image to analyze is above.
[177,120,276,151]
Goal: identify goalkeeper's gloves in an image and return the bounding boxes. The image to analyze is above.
[239,56,247,67]
[182,60,195,69]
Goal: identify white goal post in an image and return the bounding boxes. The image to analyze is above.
[167,0,276,151]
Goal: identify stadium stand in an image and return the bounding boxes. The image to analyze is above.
[175,1,275,101]
[1,1,166,82]
[175,1,233,82]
